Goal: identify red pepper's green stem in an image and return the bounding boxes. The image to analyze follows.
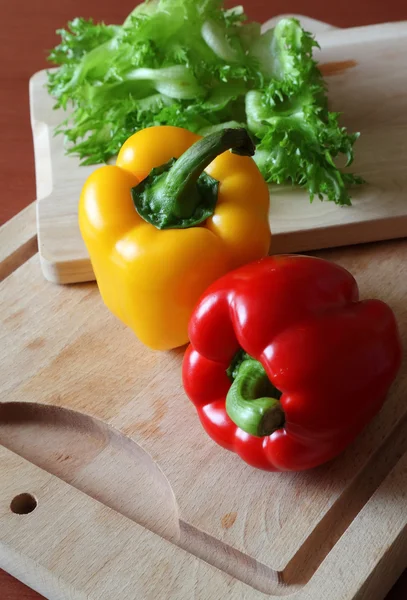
[226,357,285,437]
[131,128,255,230]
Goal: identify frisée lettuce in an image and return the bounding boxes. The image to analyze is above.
[47,0,363,204]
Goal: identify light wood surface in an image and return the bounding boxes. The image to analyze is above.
[34,18,407,283]
[1,196,407,597]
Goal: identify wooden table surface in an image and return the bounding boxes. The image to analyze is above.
[1,1,407,598]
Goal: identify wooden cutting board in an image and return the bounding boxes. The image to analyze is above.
[33,17,407,284]
[1,178,407,598]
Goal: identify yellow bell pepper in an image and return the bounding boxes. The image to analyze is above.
[79,126,271,350]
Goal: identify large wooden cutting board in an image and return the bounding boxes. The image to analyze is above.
[33,17,407,284]
[1,183,407,598]
[1,15,406,600]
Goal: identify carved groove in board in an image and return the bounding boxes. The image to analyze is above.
[0,403,279,595]
[179,521,283,595]
[281,413,407,586]
[1,402,406,596]
[0,403,180,543]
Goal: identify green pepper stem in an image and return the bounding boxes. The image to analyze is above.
[164,128,255,217]
[226,357,285,437]
[131,128,255,230]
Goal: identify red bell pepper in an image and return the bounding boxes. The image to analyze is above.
[182,255,402,471]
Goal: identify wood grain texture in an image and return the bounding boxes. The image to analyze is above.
[34,20,407,283]
[2,1,407,598]
[1,203,407,598]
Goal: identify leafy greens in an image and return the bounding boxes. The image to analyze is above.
[47,0,363,204]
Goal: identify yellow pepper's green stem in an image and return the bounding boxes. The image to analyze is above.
[131,128,255,229]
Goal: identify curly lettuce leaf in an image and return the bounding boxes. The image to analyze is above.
[250,92,363,205]
[47,0,257,165]
[47,2,363,204]
[246,19,363,204]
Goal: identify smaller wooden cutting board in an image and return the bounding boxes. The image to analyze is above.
[33,18,407,283]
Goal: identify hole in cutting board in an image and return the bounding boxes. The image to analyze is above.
[0,402,284,594]
[0,402,180,543]
[10,493,37,515]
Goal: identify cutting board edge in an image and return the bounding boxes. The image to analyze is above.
[36,207,407,284]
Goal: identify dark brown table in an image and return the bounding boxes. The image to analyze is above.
[1,1,407,598]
